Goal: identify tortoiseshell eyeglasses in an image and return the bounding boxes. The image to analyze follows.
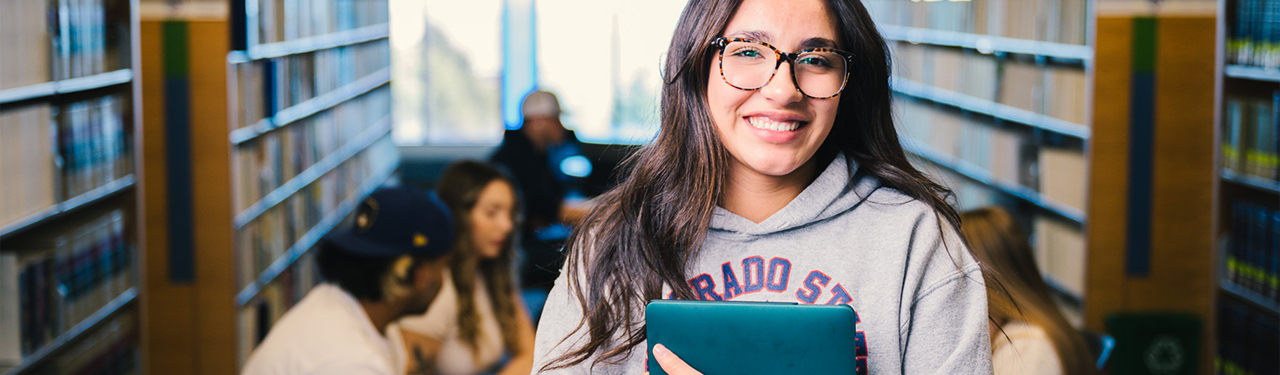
[712,37,854,99]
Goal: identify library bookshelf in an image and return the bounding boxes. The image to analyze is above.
[138,0,396,373]
[866,0,1219,372]
[0,0,144,374]
[1215,0,1280,374]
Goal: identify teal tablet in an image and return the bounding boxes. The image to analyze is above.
[645,300,860,375]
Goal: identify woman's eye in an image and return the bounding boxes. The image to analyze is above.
[730,49,762,58]
[798,56,831,68]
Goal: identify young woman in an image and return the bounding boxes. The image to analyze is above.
[960,207,1095,375]
[531,0,992,374]
[395,161,536,375]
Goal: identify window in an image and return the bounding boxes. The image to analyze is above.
[390,0,503,145]
[536,0,687,144]
[391,0,687,145]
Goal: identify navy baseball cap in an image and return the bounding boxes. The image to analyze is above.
[321,186,455,258]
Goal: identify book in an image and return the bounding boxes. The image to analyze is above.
[252,0,388,46]
[1035,215,1086,297]
[1216,299,1280,375]
[0,0,53,90]
[865,0,1087,45]
[0,208,132,366]
[0,104,57,228]
[1038,147,1087,213]
[55,93,132,200]
[1230,0,1280,69]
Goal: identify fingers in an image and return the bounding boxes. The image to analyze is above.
[653,344,703,375]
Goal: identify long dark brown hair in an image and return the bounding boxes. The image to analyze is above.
[961,207,1094,375]
[545,0,965,370]
[436,161,522,363]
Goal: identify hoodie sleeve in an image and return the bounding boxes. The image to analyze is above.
[530,259,644,375]
[899,212,994,375]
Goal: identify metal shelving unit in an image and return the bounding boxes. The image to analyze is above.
[1224,64,1280,83]
[903,141,1087,225]
[0,288,138,375]
[1221,280,1280,316]
[0,175,136,241]
[229,67,391,144]
[893,78,1092,140]
[880,25,1093,62]
[0,70,133,106]
[233,118,393,228]
[234,154,398,306]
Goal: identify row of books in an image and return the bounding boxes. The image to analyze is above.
[0,208,134,365]
[255,0,389,45]
[907,162,1086,298]
[58,94,133,199]
[897,97,1088,213]
[0,93,133,229]
[1225,202,1280,303]
[1223,94,1280,182]
[1228,0,1280,70]
[232,39,390,130]
[1216,298,1280,375]
[235,135,397,291]
[891,42,1088,125]
[277,39,390,113]
[233,86,391,213]
[237,250,321,366]
[865,0,1087,45]
[0,0,128,91]
[29,306,137,375]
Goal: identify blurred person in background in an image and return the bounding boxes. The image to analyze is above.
[242,187,456,375]
[961,207,1095,375]
[490,90,591,291]
[395,161,535,375]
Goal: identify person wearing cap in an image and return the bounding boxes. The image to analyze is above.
[241,187,456,375]
[489,90,590,291]
[490,90,580,232]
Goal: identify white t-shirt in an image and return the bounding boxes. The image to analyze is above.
[992,321,1064,375]
[242,284,400,375]
[393,270,505,375]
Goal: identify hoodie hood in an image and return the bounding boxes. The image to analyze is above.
[710,153,884,236]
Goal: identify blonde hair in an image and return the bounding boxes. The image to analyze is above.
[960,207,1095,375]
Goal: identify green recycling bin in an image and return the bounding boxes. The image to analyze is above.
[1105,313,1202,375]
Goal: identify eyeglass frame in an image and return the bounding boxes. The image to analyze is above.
[711,37,855,99]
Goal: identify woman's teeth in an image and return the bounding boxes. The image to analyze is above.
[747,117,800,131]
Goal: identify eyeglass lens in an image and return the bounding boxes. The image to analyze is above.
[721,40,847,98]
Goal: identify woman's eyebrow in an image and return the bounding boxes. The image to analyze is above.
[727,29,772,42]
[800,37,838,49]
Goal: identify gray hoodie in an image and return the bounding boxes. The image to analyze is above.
[531,154,994,374]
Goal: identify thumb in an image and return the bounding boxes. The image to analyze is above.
[653,344,703,375]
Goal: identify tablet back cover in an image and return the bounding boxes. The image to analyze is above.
[645,300,859,375]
